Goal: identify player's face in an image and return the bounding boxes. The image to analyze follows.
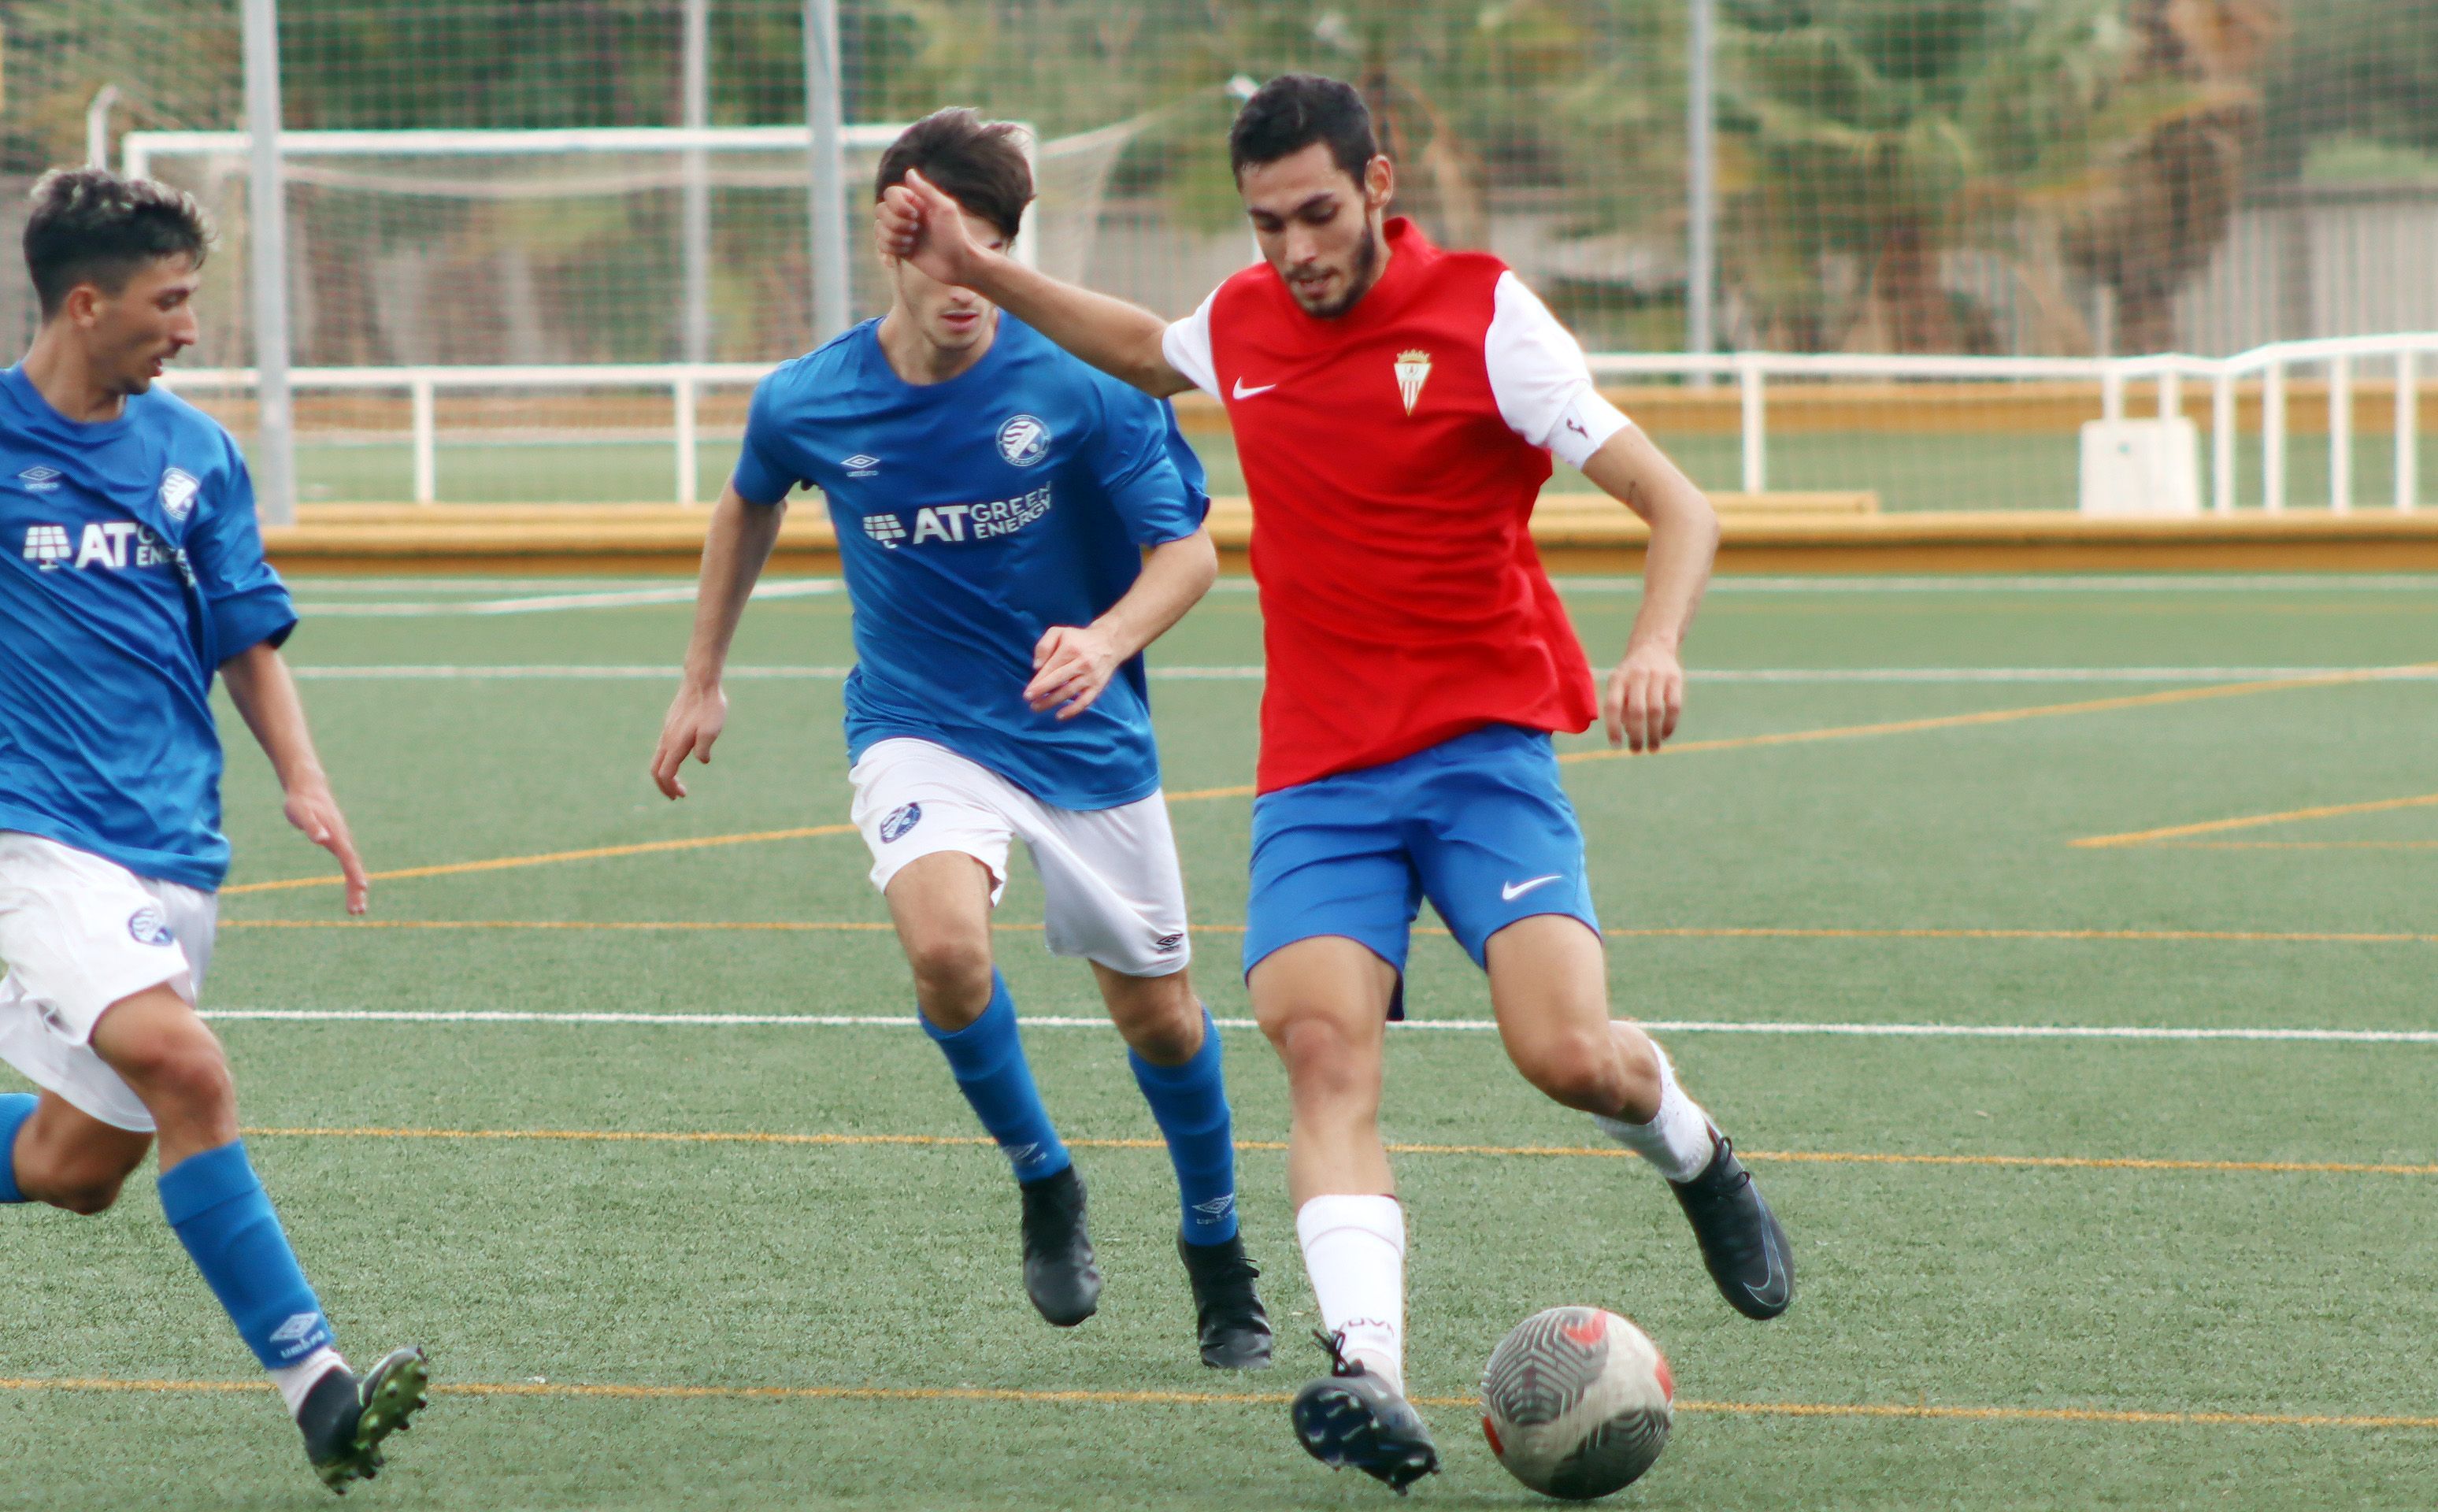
[887,207,1012,354]
[1239,144,1395,319]
[80,254,202,397]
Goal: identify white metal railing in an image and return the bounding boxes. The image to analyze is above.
[162,332,2438,512]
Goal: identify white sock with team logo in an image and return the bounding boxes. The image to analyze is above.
[1295,1194,1406,1396]
[271,1346,350,1419]
[1594,1043,1717,1184]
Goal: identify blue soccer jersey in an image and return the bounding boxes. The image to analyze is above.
[0,366,296,890]
[733,315,1209,810]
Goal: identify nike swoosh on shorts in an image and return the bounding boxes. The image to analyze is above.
[1500,874,1565,902]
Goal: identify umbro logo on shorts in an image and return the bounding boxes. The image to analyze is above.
[879,802,923,843]
[127,906,175,947]
[1154,932,1185,954]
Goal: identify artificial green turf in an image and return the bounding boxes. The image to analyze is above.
[6,577,2438,1508]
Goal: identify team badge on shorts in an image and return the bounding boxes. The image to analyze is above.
[996,414,1050,468]
[879,802,924,843]
[128,906,176,947]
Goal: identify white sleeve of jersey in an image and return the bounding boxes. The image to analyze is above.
[1485,270,1632,470]
[1161,287,1225,401]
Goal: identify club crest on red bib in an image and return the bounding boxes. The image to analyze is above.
[1394,350,1432,415]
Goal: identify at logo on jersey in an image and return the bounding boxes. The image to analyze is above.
[996,413,1050,468]
[21,524,72,569]
[865,513,908,549]
[157,466,201,521]
[17,465,62,494]
[1395,350,1433,415]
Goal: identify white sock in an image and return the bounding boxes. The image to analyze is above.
[1295,1194,1407,1396]
[271,1347,350,1420]
[1595,1043,1717,1183]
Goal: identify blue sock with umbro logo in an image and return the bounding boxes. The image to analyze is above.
[1129,1009,1240,1246]
[157,1140,335,1369]
[921,972,1072,1184]
[0,1092,35,1203]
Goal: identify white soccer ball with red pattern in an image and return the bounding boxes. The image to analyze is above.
[1480,1306,1673,1499]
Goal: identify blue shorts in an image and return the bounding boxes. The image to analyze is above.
[1243,724,1601,997]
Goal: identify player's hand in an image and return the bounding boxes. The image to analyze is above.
[652,680,728,799]
[876,169,981,287]
[283,782,369,916]
[1603,642,1685,754]
[1026,624,1122,721]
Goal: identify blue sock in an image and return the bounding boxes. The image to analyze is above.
[0,1093,35,1203]
[1130,1009,1240,1246]
[157,1141,335,1369]
[922,972,1071,1184]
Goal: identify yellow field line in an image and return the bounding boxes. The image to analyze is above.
[2072,790,2438,850]
[234,1125,2438,1177]
[1,1375,2430,1430]
[225,666,2421,893]
[2155,840,2438,851]
[1562,664,2435,768]
[220,825,858,895]
[218,919,2438,945]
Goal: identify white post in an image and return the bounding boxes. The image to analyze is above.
[2158,369,2180,422]
[240,0,297,526]
[2328,355,2351,514]
[680,0,712,365]
[410,377,435,504]
[2263,361,2287,513]
[2399,350,2419,513]
[86,85,120,169]
[1685,0,1717,371]
[2101,364,2125,423]
[674,375,699,506]
[803,0,850,343]
[2210,369,2236,515]
[1738,358,1766,493]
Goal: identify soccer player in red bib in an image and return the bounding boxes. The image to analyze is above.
[880,74,1791,1488]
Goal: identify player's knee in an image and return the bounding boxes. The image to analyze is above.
[1512,1029,1629,1114]
[48,1169,129,1216]
[903,932,995,1021]
[19,1138,143,1215]
[113,1029,235,1126]
[1263,1012,1375,1107]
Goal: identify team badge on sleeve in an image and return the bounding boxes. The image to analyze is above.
[996,414,1050,468]
[1395,350,1433,415]
[158,467,201,521]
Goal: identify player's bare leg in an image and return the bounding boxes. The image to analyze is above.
[887,851,1100,1325]
[1252,938,1436,1489]
[1484,916,1793,1320]
[8,1090,153,1214]
[1095,963,1273,1367]
[70,984,429,1492]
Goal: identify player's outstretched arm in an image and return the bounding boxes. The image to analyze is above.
[1025,527,1220,720]
[877,170,1195,398]
[1582,427,1721,754]
[220,643,371,914]
[653,483,787,799]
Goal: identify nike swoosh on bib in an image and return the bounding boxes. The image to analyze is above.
[1500,874,1565,902]
[1231,378,1277,399]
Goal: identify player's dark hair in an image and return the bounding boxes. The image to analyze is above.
[874,108,1032,243]
[1229,74,1378,183]
[23,168,213,320]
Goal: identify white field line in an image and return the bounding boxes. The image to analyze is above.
[196,1010,2438,1043]
[295,580,839,617]
[282,664,2438,684]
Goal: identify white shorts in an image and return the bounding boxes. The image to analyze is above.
[848,738,1192,979]
[0,831,217,1133]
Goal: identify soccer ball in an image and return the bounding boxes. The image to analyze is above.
[1479,1306,1673,1499]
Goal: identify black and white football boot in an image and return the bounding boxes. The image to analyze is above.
[298,1345,430,1494]
[1176,1233,1273,1369]
[1289,1331,1438,1493]
[1018,1165,1102,1326]
[1669,1125,1794,1320]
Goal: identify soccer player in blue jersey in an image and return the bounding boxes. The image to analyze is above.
[650,110,1271,1367]
[0,169,428,1491]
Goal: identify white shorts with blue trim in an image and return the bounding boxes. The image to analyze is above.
[0,831,217,1133]
[848,738,1193,979]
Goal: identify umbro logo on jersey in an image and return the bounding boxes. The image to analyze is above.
[17,465,61,493]
[1231,377,1277,400]
[865,513,908,549]
[157,466,201,521]
[843,454,880,477]
[997,413,1050,468]
[21,524,72,569]
[1395,350,1433,415]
